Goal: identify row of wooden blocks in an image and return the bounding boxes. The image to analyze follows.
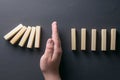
[71,28,116,51]
[4,24,41,48]
[3,24,117,50]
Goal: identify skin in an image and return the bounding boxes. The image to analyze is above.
[40,21,62,80]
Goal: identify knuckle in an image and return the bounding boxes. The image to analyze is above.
[48,59,53,63]
[46,45,53,50]
[57,49,62,54]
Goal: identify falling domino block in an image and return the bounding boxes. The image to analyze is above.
[110,28,116,50]
[101,29,107,51]
[4,24,23,40]
[71,28,76,50]
[81,28,86,50]
[27,27,36,48]
[10,26,27,45]
[34,26,41,48]
[18,26,32,47]
[91,29,97,51]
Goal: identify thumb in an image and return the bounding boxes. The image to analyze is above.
[44,38,54,58]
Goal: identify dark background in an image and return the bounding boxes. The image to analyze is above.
[0,0,120,80]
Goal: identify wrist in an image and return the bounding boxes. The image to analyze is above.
[43,73,61,80]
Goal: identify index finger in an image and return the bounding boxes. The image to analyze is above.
[51,21,62,61]
[51,21,61,47]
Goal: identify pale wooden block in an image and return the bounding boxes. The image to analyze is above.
[18,26,32,47]
[110,28,116,50]
[71,28,76,50]
[4,24,23,40]
[10,26,27,45]
[34,26,41,48]
[91,29,97,51]
[81,28,86,50]
[101,29,107,51]
[27,27,36,48]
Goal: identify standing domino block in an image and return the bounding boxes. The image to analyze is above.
[71,28,76,50]
[27,27,36,48]
[81,28,86,50]
[4,24,23,40]
[34,26,41,48]
[18,26,32,47]
[10,26,27,45]
[91,29,97,51]
[101,29,107,51]
[110,28,116,50]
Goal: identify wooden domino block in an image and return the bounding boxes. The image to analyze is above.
[91,29,97,51]
[71,28,76,50]
[10,26,27,45]
[110,28,116,50]
[27,27,36,48]
[18,26,32,47]
[34,26,41,48]
[81,28,86,50]
[4,24,23,40]
[101,29,107,51]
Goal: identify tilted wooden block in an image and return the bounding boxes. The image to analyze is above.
[91,29,97,51]
[71,28,76,50]
[110,28,116,50]
[10,26,27,45]
[27,27,36,48]
[34,26,41,48]
[101,29,107,51]
[18,26,32,47]
[4,24,23,40]
[81,28,86,50]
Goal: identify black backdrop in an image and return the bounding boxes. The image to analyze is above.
[0,0,120,80]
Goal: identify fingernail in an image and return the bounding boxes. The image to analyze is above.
[52,21,57,25]
[48,39,54,45]
[54,21,57,24]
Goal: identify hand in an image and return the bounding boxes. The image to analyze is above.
[40,21,62,80]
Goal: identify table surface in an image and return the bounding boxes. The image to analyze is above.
[0,0,120,80]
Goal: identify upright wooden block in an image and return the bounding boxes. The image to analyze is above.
[71,28,76,50]
[10,26,27,45]
[34,26,41,48]
[81,28,86,50]
[4,24,23,40]
[101,29,107,51]
[27,27,36,48]
[91,29,97,51]
[110,28,116,50]
[18,26,32,47]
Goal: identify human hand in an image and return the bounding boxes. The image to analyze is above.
[40,21,62,80]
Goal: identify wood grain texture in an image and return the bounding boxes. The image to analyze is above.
[4,24,23,40]
[71,28,76,50]
[91,29,97,51]
[27,27,36,48]
[81,28,86,50]
[10,26,27,45]
[34,26,41,48]
[101,29,107,51]
[110,28,116,50]
[18,26,32,47]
